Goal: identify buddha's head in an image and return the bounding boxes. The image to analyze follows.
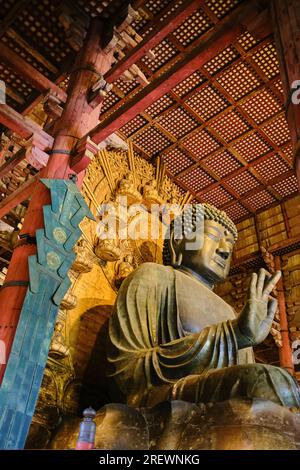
[163,203,238,285]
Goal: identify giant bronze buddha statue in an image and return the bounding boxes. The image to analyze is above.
[107,203,300,409]
[51,203,300,450]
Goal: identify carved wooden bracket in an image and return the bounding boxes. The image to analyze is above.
[43,92,64,120]
[70,136,99,173]
[25,131,52,169]
[88,76,113,110]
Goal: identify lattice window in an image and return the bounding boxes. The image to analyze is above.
[203,46,240,76]
[272,78,284,96]
[253,154,291,182]
[216,61,262,100]
[204,150,242,178]
[237,30,258,52]
[157,107,199,139]
[205,0,242,19]
[0,64,33,98]
[173,9,213,47]
[1,0,16,17]
[15,0,72,66]
[202,185,234,206]
[114,78,140,96]
[231,132,272,161]
[173,71,206,97]
[240,89,282,124]
[262,114,291,146]
[132,125,172,156]
[252,42,280,80]
[131,15,150,33]
[185,85,229,120]
[190,197,201,204]
[136,0,189,36]
[178,166,215,193]
[273,174,299,198]
[120,115,148,137]
[244,190,275,210]
[209,109,251,142]
[76,0,124,16]
[2,34,52,78]
[101,91,121,114]
[157,0,185,23]
[142,39,179,72]
[144,94,176,118]
[281,143,294,164]
[182,129,220,160]
[145,0,172,15]
[225,171,260,196]
[224,202,250,221]
[163,147,194,175]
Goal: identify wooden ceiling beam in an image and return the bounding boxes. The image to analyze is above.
[106,0,203,84]
[0,148,26,179]
[0,175,39,219]
[0,0,32,39]
[0,43,67,103]
[0,103,53,145]
[5,29,59,75]
[85,1,263,149]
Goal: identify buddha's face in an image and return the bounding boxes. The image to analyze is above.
[179,219,235,284]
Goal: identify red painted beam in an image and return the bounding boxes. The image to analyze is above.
[0,149,26,179]
[0,103,53,146]
[0,175,39,219]
[106,0,203,84]
[0,42,67,103]
[0,104,39,139]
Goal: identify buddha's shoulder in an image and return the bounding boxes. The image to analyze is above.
[129,262,174,282]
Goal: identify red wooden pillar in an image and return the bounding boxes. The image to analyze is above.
[0,18,113,383]
[274,256,294,374]
[272,0,300,188]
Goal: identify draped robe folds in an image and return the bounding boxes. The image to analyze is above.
[106,263,300,409]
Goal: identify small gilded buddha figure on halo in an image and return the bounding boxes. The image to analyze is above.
[107,203,300,409]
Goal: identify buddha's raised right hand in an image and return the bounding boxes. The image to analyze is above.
[233,269,281,349]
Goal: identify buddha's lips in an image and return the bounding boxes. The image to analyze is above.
[214,256,226,268]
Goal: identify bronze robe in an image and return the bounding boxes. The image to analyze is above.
[107,263,300,408]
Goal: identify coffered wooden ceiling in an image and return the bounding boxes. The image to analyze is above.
[0,0,298,225]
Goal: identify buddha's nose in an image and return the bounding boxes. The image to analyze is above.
[216,241,230,260]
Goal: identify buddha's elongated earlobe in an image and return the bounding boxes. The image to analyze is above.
[169,234,183,268]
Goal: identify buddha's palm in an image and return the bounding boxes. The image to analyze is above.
[234,269,281,349]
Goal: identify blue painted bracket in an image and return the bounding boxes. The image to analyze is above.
[0,179,94,449]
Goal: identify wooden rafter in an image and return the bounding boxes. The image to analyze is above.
[0,175,38,219]
[0,148,26,179]
[0,103,53,145]
[0,43,67,103]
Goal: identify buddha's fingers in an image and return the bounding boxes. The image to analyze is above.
[256,268,267,298]
[266,297,277,323]
[262,271,281,302]
[249,272,257,299]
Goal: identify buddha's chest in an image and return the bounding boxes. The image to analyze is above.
[175,271,236,333]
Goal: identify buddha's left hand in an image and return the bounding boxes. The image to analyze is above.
[233,269,281,349]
